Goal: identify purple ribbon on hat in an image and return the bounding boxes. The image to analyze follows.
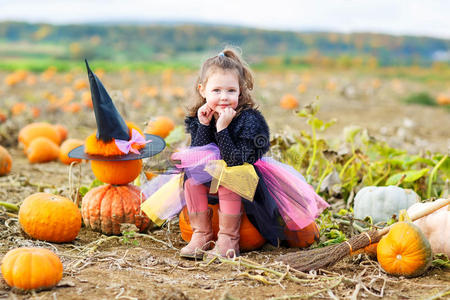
[115,129,151,154]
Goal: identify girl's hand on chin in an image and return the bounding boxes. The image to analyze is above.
[216,107,236,132]
[198,103,214,125]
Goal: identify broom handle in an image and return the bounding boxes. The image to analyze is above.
[377,198,449,236]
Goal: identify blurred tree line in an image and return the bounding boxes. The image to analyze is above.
[0,21,448,66]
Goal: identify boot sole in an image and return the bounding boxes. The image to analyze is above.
[179,252,205,260]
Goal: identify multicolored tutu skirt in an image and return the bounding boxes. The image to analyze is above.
[141,143,329,245]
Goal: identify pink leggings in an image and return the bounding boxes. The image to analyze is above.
[184,178,242,214]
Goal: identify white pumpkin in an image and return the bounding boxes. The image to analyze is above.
[354,186,420,223]
[407,201,450,256]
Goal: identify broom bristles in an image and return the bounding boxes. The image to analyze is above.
[279,197,449,272]
[279,230,379,271]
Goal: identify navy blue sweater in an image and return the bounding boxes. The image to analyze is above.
[185,109,270,166]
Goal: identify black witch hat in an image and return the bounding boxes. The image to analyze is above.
[68,60,165,161]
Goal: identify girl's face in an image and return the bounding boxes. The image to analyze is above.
[199,69,240,114]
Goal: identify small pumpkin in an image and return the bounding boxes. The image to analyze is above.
[26,137,60,163]
[85,122,145,185]
[284,222,320,248]
[91,159,142,185]
[18,122,61,149]
[145,116,175,138]
[82,184,151,235]
[377,222,432,277]
[350,242,378,258]
[53,124,68,142]
[0,145,12,176]
[19,192,81,242]
[59,138,84,165]
[354,186,420,223]
[407,201,449,256]
[179,204,266,251]
[436,94,450,106]
[280,94,299,110]
[1,247,63,290]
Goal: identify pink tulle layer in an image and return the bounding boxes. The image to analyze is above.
[255,157,329,230]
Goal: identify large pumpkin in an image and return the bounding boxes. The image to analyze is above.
[407,201,449,256]
[284,222,320,248]
[19,193,81,243]
[90,159,142,185]
[179,204,266,251]
[82,184,151,235]
[1,247,63,290]
[0,145,12,176]
[354,186,420,223]
[377,222,432,277]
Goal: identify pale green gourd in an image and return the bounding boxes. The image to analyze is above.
[354,186,419,223]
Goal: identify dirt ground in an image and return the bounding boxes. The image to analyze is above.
[0,69,449,299]
[0,155,449,300]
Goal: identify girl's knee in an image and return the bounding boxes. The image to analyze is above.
[218,186,240,199]
[185,178,208,192]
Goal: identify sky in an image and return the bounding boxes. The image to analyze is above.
[0,0,449,39]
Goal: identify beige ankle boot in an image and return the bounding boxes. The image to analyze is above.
[180,208,214,259]
[213,210,242,258]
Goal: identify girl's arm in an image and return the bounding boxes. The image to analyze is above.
[216,110,270,166]
[185,117,215,146]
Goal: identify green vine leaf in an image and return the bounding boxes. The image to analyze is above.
[385,168,429,186]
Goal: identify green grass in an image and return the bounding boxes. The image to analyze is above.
[0,58,197,73]
[403,92,437,106]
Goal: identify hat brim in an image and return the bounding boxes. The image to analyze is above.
[68,134,166,161]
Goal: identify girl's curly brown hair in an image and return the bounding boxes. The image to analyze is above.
[186,47,257,117]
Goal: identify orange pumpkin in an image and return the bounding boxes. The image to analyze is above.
[284,222,320,248]
[377,222,432,277]
[82,91,93,109]
[0,145,12,176]
[436,94,450,105]
[59,138,84,165]
[11,102,27,116]
[145,116,175,138]
[19,193,81,242]
[26,137,60,163]
[1,247,63,290]
[90,159,142,185]
[82,184,151,235]
[280,94,299,110]
[350,242,378,258]
[364,242,378,257]
[85,122,145,184]
[73,78,88,90]
[53,124,68,142]
[18,122,61,149]
[179,204,266,251]
[0,110,7,123]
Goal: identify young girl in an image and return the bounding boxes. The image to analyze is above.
[142,48,329,259]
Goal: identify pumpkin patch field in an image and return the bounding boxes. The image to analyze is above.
[0,66,449,299]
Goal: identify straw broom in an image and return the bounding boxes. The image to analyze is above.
[278,198,449,272]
